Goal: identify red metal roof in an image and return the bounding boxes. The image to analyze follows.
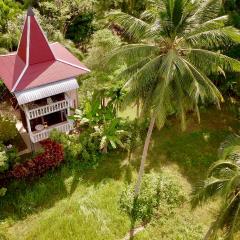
[0,7,90,93]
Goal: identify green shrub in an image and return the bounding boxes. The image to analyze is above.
[0,48,8,54]
[0,147,8,172]
[0,115,17,143]
[0,143,18,172]
[78,130,100,167]
[50,129,100,168]
[0,187,6,196]
[119,172,185,223]
[5,146,19,167]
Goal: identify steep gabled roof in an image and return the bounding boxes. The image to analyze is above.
[0,7,90,93]
[18,8,55,65]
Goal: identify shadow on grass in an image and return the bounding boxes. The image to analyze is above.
[0,233,8,240]
[0,170,69,221]
[0,151,136,222]
[0,105,237,222]
[146,127,234,185]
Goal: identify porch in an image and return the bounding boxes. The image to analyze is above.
[22,92,75,143]
[29,120,74,143]
[24,93,73,120]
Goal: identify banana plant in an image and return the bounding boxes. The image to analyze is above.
[91,119,128,153]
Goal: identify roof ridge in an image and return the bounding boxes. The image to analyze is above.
[56,58,90,72]
[27,7,34,16]
[13,8,56,92]
[12,14,31,92]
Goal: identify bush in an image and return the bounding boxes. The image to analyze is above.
[0,147,8,172]
[0,115,17,143]
[5,145,19,167]
[65,12,96,44]
[119,172,185,223]
[11,140,64,179]
[79,131,100,167]
[50,130,100,168]
[0,187,6,196]
[0,143,18,173]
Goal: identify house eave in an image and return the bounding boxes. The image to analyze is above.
[14,78,79,105]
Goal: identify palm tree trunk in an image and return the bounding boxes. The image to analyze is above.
[128,150,132,162]
[136,100,140,118]
[128,0,134,14]
[134,114,156,197]
[203,224,215,240]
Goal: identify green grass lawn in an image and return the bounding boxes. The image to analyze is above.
[0,105,238,240]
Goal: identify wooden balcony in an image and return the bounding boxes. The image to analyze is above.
[29,121,74,143]
[25,98,72,120]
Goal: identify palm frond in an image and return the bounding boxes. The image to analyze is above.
[223,200,240,240]
[188,0,222,24]
[174,77,187,130]
[221,145,240,162]
[185,26,240,48]
[219,134,240,156]
[174,55,207,107]
[158,49,176,83]
[106,44,158,66]
[212,192,240,240]
[153,78,172,129]
[108,11,155,40]
[207,160,239,177]
[141,8,160,23]
[184,15,228,37]
[124,55,163,92]
[187,48,240,75]
[181,58,223,106]
[117,57,150,80]
[191,177,228,207]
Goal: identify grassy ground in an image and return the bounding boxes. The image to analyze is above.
[0,105,238,240]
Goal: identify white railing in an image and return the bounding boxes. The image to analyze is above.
[26,99,72,120]
[30,121,74,143]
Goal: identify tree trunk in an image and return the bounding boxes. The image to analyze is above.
[136,100,140,118]
[128,150,132,162]
[134,114,156,197]
[203,223,216,240]
[128,0,134,14]
[102,145,108,154]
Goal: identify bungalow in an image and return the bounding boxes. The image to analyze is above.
[0,8,90,144]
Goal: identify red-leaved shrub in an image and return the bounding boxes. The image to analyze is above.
[11,140,64,179]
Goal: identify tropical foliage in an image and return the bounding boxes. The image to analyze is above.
[120,172,185,223]
[1,1,240,239]
[109,0,240,129]
[0,143,18,172]
[192,134,240,240]
[0,146,8,172]
[107,0,240,205]
[80,29,124,105]
[50,129,100,168]
[11,140,64,179]
[91,118,128,153]
[0,115,17,143]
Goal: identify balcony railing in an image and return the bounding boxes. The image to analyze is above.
[30,121,74,143]
[25,99,72,120]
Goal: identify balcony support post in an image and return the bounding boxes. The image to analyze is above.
[23,105,32,134]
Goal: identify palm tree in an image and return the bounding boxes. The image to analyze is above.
[108,0,240,199]
[192,134,240,240]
